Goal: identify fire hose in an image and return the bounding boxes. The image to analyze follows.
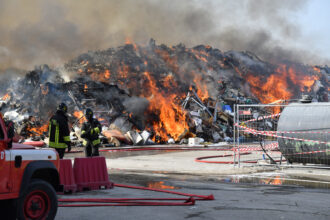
[59,183,214,207]
[100,145,281,164]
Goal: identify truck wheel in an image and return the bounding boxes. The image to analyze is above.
[16,179,58,220]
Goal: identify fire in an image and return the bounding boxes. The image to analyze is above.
[125,37,132,45]
[192,73,209,101]
[191,49,209,63]
[73,111,84,118]
[104,69,111,79]
[155,49,179,73]
[72,44,210,142]
[1,93,10,101]
[163,74,177,88]
[73,111,84,119]
[125,37,137,50]
[287,65,319,92]
[84,84,88,93]
[313,66,321,73]
[118,64,129,79]
[80,60,89,65]
[246,64,319,104]
[28,123,48,136]
[73,111,86,124]
[90,69,111,83]
[143,72,187,141]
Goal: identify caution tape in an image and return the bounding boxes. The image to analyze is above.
[235,123,329,145]
[234,142,279,152]
[241,113,281,123]
[256,130,330,134]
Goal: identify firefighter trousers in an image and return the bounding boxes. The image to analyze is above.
[55,148,65,159]
[85,143,100,157]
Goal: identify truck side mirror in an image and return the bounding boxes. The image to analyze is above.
[7,124,14,139]
[6,121,14,149]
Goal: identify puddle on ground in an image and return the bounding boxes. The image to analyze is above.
[145,181,181,189]
[101,149,183,159]
[220,174,330,189]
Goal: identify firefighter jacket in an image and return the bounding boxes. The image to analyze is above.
[81,119,102,147]
[48,110,70,148]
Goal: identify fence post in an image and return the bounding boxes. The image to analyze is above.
[233,104,236,166]
[237,104,241,168]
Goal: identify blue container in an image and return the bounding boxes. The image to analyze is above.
[222,105,232,112]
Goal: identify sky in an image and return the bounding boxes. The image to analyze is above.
[0,0,329,71]
[297,0,330,59]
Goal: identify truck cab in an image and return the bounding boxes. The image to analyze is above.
[0,113,60,219]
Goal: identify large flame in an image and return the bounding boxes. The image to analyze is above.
[143,72,187,141]
[73,111,86,124]
[246,64,319,104]
[75,44,212,141]
[73,43,323,142]
[27,123,48,136]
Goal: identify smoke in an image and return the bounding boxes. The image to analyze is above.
[123,97,149,116]
[0,0,327,71]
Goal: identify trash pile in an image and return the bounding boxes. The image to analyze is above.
[0,39,328,146]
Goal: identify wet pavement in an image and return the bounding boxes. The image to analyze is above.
[56,172,330,220]
[58,146,330,219]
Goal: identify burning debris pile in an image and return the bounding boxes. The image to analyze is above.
[0,39,328,146]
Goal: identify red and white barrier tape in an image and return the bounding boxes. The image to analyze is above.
[241,113,281,123]
[235,123,329,145]
[235,142,279,152]
[262,130,330,134]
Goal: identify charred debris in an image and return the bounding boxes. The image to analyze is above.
[0,40,328,147]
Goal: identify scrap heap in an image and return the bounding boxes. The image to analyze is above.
[0,39,328,146]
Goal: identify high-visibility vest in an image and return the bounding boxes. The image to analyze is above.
[81,120,101,147]
[48,111,70,149]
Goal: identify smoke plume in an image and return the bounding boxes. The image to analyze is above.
[0,0,327,71]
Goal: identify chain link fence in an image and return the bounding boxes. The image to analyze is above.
[234,103,330,167]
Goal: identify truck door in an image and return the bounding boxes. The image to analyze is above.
[0,118,10,194]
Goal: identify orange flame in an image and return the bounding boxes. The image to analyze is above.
[28,123,48,136]
[192,72,209,101]
[313,66,321,73]
[191,49,209,63]
[73,111,86,124]
[90,69,111,83]
[104,69,111,79]
[125,37,137,50]
[1,93,10,101]
[246,64,319,104]
[143,72,187,141]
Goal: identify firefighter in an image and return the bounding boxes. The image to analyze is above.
[48,103,71,159]
[81,108,102,157]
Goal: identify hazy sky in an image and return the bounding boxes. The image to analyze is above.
[0,0,329,70]
[297,0,330,59]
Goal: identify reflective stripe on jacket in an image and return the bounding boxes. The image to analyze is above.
[81,118,102,147]
[48,110,70,149]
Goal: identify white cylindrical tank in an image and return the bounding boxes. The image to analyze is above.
[277,102,330,165]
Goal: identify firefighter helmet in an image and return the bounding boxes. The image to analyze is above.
[57,103,68,113]
[85,108,93,120]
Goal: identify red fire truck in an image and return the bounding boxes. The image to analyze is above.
[0,113,60,219]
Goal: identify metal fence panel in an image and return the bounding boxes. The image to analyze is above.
[234,103,330,167]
